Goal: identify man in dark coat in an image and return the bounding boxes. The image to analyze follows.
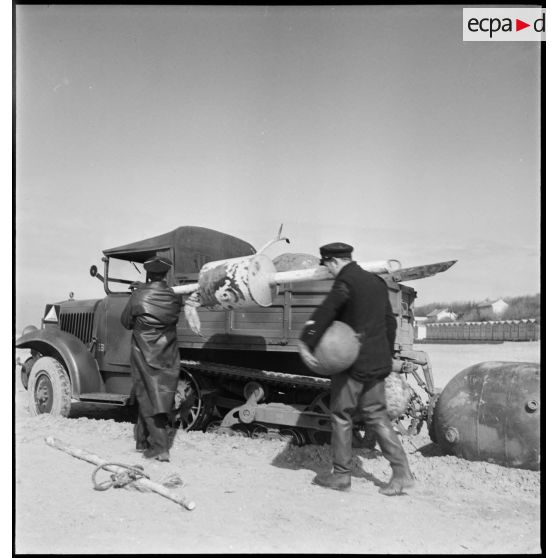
[121,256,182,462]
[299,242,414,495]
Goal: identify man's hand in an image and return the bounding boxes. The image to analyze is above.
[297,340,320,371]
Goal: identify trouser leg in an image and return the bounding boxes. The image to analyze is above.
[330,372,362,475]
[359,378,412,478]
[134,412,150,450]
[143,413,170,454]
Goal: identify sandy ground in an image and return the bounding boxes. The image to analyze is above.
[15,342,541,554]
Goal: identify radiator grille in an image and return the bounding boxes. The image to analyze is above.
[59,312,94,344]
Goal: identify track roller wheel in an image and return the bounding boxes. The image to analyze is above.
[215,425,251,438]
[279,428,306,446]
[251,425,269,440]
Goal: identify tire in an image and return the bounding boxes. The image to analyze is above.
[27,356,72,417]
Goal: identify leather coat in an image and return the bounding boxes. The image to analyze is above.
[121,281,182,416]
[300,261,397,382]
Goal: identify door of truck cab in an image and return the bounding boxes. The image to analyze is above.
[104,293,133,366]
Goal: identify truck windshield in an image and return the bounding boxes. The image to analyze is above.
[107,259,145,293]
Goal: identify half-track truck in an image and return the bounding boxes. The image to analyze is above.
[16,226,456,445]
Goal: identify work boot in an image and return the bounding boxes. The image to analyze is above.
[142,413,170,456]
[372,417,414,495]
[379,470,415,496]
[312,472,351,492]
[143,448,170,462]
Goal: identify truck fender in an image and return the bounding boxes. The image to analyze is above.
[15,328,103,398]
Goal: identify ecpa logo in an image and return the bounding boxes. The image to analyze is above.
[463,8,545,41]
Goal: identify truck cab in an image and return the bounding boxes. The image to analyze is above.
[17,227,255,414]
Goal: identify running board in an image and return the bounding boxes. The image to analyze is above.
[79,392,130,405]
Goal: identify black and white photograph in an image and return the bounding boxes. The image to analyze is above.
[14,4,544,554]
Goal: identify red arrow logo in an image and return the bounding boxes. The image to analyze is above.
[516,19,530,31]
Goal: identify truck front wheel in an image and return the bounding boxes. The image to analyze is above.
[27,357,72,417]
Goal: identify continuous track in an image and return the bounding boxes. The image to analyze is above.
[181,360,331,391]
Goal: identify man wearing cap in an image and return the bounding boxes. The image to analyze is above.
[121,256,182,462]
[299,242,414,495]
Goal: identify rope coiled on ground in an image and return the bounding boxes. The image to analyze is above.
[91,462,150,491]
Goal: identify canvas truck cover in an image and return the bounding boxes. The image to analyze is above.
[103,226,256,284]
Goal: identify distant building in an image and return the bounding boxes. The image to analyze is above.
[477,298,509,319]
[425,308,458,322]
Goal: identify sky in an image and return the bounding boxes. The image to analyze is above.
[15,4,541,332]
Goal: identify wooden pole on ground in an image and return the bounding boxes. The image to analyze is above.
[45,436,196,511]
